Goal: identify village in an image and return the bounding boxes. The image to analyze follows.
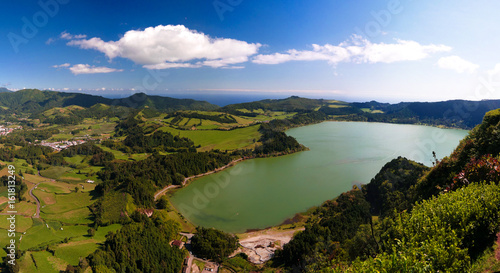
[39,139,87,151]
[0,124,22,136]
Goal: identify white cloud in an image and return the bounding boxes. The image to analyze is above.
[437,56,479,74]
[253,35,452,66]
[52,63,71,68]
[143,63,202,69]
[46,38,56,45]
[487,63,500,77]
[437,55,479,74]
[60,31,87,40]
[68,64,124,75]
[66,25,261,69]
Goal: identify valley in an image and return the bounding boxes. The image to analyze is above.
[0,90,499,272]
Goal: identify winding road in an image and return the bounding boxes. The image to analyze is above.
[29,182,41,218]
[154,158,244,200]
[28,171,55,218]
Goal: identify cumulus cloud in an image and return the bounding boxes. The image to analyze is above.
[437,56,479,74]
[69,64,124,75]
[253,35,452,66]
[66,25,261,69]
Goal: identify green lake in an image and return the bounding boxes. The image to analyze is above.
[170,122,469,233]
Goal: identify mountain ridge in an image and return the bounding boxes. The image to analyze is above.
[0,89,219,114]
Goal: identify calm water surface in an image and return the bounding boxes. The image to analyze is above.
[170,122,469,233]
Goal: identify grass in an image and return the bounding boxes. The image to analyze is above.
[2,201,37,217]
[18,251,40,273]
[55,240,99,265]
[35,190,57,206]
[36,182,73,194]
[45,165,103,183]
[97,145,150,161]
[93,224,121,241]
[19,221,89,251]
[469,246,500,273]
[40,191,96,214]
[194,259,205,270]
[224,255,258,272]
[51,120,116,141]
[36,186,96,224]
[158,124,261,151]
[41,207,93,225]
[361,108,384,114]
[64,155,88,165]
[328,104,348,108]
[23,173,52,184]
[40,166,73,180]
[0,159,38,178]
[13,224,122,270]
[29,251,66,273]
[160,206,196,233]
[0,215,33,233]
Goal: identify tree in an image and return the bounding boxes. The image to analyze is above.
[87,228,95,237]
[156,196,170,210]
[191,227,239,263]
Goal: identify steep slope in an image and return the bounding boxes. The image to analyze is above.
[416,108,500,200]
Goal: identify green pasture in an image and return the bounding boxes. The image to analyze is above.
[54,240,100,265]
[158,124,261,151]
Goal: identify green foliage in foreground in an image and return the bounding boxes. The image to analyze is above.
[86,212,184,273]
[191,226,239,263]
[327,183,500,273]
[275,187,371,268]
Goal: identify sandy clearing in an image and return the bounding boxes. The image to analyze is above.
[234,227,305,264]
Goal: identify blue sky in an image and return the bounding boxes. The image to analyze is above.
[2,0,500,102]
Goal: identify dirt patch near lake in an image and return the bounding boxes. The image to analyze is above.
[233,227,304,264]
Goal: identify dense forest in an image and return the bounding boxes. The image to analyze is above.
[67,212,185,273]
[191,227,239,263]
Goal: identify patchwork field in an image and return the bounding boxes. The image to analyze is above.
[158,124,261,151]
[0,176,110,268]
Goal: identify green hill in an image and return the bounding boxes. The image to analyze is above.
[351,100,500,128]
[111,92,219,112]
[0,89,219,114]
[222,96,326,113]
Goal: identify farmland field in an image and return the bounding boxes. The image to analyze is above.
[158,124,261,151]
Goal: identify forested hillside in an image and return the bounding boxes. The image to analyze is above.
[0,89,218,115]
[2,89,500,130]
